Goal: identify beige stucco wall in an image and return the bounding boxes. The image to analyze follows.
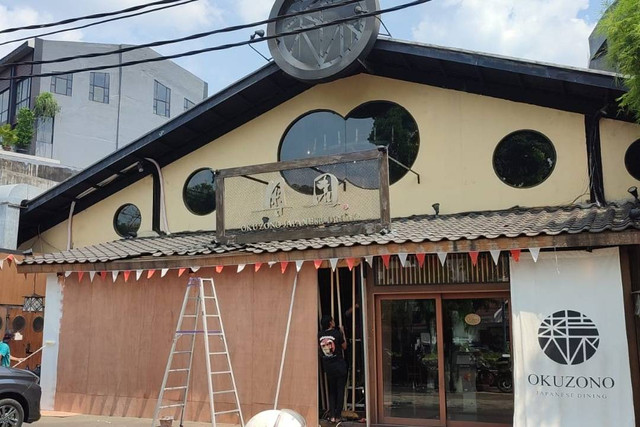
[33,74,595,250]
[600,118,640,201]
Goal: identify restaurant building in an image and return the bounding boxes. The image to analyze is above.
[14,2,640,426]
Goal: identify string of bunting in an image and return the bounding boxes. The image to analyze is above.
[62,247,546,283]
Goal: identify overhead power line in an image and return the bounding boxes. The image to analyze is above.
[0,0,194,36]
[0,0,198,48]
[3,0,363,68]
[0,0,430,82]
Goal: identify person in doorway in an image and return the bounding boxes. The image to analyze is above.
[0,333,24,368]
[319,315,348,423]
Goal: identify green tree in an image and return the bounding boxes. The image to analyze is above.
[599,0,640,121]
[14,108,34,148]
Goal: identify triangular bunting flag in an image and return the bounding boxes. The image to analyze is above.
[161,268,169,278]
[6,255,13,266]
[295,260,304,272]
[437,252,447,266]
[490,250,501,265]
[64,270,71,278]
[416,253,426,268]
[529,247,541,263]
[254,263,262,272]
[397,253,408,267]
[191,266,200,273]
[237,264,246,273]
[364,256,374,267]
[178,268,186,277]
[346,258,356,271]
[381,254,391,269]
[100,271,107,281]
[123,271,131,282]
[268,261,277,268]
[147,270,156,279]
[89,271,96,282]
[510,249,521,262]
[215,265,224,273]
[112,271,118,282]
[280,261,289,274]
[0,260,3,270]
[77,271,85,282]
[469,251,479,267]
[329,258,339,271]
[135,270,143,281]
[314,260,323,270]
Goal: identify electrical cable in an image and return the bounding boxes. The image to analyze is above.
[0,0,198,48]
[4,0,364,68]
[0,0,193,36]
[0,0,430,81]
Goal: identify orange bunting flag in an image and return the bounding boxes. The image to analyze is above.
[314,260,323,270]
[381,254,391,269]
[346,258,356,271]
[254,263,262,272]
[469,251,479,267]
[216,265,224,273]
[77,271,85,282]
[281,261,289,274]
[147,270,156,279]
[416,253,426,268]
[123,271,131,282]
[6,254,13,266]
[100,271,107,281]
[178,268,186,277]
[510,249,521,262]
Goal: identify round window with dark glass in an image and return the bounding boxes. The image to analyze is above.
[278,102,420,193]
[33,316,44,333]
[624,139,640,181]
[493,130,556,188]
[12,316,25,332]
[113,203,142,237]
[183,168,216,215]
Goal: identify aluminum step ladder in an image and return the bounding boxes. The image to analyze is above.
[152,277,244,427]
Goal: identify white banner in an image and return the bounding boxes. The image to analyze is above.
[511,248,634,427]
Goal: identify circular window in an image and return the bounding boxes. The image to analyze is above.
[113,204,142,237]
[183,168,216,215]
[12,316,25,332]
[33,317,44,333]
[625,139,640,181]
[279,102,420,193]
[493,130,556,188]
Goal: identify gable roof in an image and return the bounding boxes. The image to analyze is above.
[17,38,629,244]
[19,202,640,270]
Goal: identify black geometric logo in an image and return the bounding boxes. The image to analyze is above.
[538,310,600,365]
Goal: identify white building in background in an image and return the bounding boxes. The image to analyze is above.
[0,38,208,168]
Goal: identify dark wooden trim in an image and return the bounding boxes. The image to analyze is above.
[378,149,391,227]
[620,246,640,423]
[149,161,161,234]
[585,112,606,205]
[372,283,510,295]
[435,295,446,423]
[215,175,225,241]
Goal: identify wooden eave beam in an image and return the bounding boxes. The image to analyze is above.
[15,229,640,274]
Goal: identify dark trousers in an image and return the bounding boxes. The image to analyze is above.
[327,373,347,420]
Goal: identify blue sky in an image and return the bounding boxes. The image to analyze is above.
[0,0,610,96]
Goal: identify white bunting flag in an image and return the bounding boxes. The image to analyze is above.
[364,256,374,267]
[529,247,541,263]
[329,258,339,271]
[237,264,246,273]
[490,250,501,266]
[191,266,200,273]
[0,260,3,270]
[268,261,277,268]
[65,271,72,278]
[135,269,143,281]
[295,260,304,272]
[437,252,447,266]
[112,271,118,282]
[161,268,169,278]
[89,271,96,282]
[397,253,408,267]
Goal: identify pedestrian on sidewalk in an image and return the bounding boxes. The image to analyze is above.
[0,332,25,367]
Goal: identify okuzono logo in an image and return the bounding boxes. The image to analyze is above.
[538,310,600,365]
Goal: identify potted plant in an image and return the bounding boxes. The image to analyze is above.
[33,92,61,118]
[0,123,17,150]
[14,107,34,153]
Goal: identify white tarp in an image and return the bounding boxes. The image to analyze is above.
[511,248,635,427]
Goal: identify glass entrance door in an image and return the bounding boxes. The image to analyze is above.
[377,294,513,426]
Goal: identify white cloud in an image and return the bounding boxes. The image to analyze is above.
[412,0,595,68]
[234,0,273,23]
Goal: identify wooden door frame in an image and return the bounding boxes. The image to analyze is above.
[371,287,511,427]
